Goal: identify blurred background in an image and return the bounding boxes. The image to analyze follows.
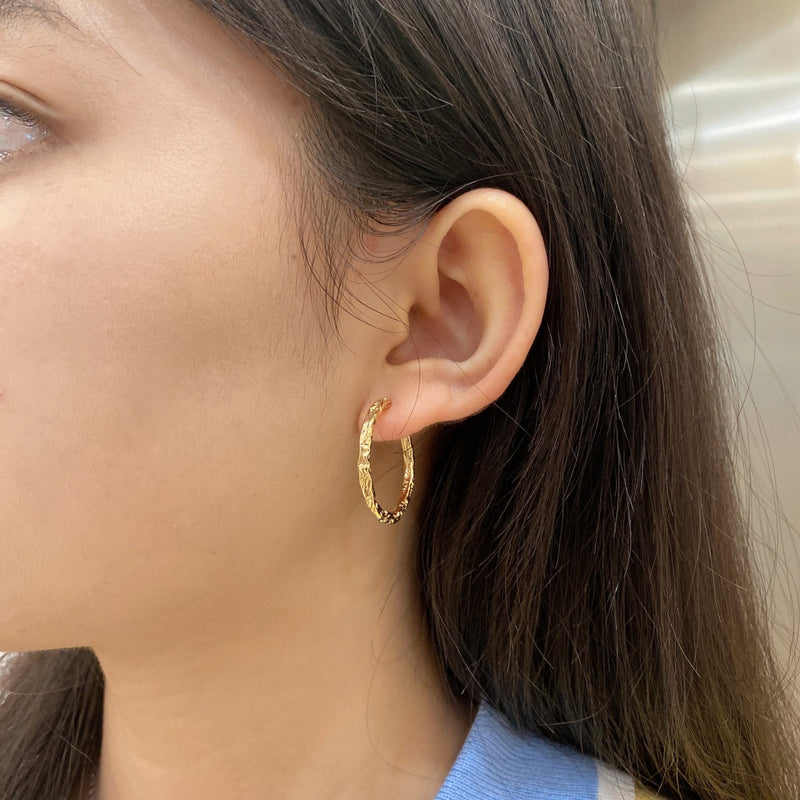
[657,0,799,701]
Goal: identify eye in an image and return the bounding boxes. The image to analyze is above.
[0,98,49,163]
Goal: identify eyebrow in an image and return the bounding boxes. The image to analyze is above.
[0,0,76,31]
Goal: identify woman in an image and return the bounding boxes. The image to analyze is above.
[0,0,797,798]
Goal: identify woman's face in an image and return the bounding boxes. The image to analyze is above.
[0,0,365,651]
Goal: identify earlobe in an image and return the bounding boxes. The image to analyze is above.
[361,188,548,442]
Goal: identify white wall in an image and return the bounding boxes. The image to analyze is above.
[658,0,800,701]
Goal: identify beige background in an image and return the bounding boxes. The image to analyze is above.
[657,0,800,701]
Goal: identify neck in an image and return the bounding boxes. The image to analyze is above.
[86,512,471,800]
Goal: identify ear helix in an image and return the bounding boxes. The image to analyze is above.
[357,398,414,524]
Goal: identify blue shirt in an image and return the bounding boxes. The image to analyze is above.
[435,704,656,800]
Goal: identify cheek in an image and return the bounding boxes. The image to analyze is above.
[0,138,319,641]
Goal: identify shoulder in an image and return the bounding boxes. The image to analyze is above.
[435,704,664,800]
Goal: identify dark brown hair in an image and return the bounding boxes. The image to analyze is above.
[2,1,798,799]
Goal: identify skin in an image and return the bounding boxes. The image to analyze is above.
[0,1,549,799]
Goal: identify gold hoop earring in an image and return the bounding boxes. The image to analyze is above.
[357,398,414,525]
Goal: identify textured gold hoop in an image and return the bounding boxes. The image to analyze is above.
[357,398,414,524]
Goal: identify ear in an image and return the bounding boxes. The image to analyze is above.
[355,188,548,441]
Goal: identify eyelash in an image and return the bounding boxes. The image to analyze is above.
[0,96,49,163]
[0,96,41,128]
